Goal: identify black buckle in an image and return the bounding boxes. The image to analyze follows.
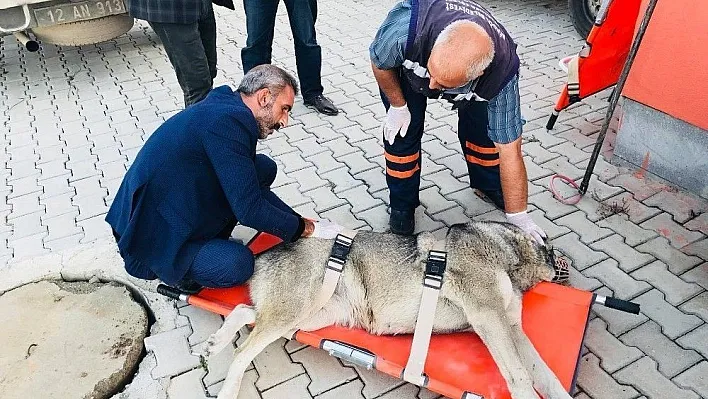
[327,233,354,273]
[327,257,345,272]
[330,233,353,261]
[424,249,447,289]
[425,249,447,277]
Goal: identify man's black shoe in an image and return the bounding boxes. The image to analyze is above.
[175,279,203,295]
[304,94,339,116]
[389,208,415,236]
[476,189,506,211]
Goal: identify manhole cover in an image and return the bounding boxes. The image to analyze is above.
[0,280,148,399]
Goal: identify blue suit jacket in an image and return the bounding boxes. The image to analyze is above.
[106,86,302,285]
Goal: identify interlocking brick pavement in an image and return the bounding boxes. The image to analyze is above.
[2,0,707,398]
[620,320,703,378]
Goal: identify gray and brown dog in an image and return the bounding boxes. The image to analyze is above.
[205,221,572,399]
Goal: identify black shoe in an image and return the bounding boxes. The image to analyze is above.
[475,189,506,211]
[175,279,203,295]
[304,94,339,116]
[389,208,415,236]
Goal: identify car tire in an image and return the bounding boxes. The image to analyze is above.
[31,14,134,46]
[569,0,598,39]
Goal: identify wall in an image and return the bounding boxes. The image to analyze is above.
[614,0,708,198]
[621,0,708,130]
[615,99,708,198]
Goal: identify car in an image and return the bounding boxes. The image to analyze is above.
[569,0,602,38]
[0,0,134,50]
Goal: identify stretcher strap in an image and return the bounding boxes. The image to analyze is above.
[403,240,447,386]
[311,229,357,315]
[286,229,358,338]
[567,55,581,101]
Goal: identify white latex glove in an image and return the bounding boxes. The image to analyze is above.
[506,211,547,244]
[311,220,345,239]
[382,103,411,145]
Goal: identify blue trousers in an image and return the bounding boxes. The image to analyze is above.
[241,0,323,100]
[381,79,502,211]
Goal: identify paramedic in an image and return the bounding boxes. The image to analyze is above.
[370,0,546,243]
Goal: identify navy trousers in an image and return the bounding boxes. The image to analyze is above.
[241,0,324,100]
[381,80,502,212]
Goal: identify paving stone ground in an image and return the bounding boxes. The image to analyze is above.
[2,0,707,398]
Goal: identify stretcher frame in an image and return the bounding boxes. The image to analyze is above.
[157,233,640,399]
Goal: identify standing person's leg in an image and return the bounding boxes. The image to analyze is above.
[281,0,321,100]
[457,99,505,210]
[149,19,214,106]
[199,0,218,82]
[183,239,255,288]
[241,0,279,74]
[283,0,338,115]
[380,78,428,235]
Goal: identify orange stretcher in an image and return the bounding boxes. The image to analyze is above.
[157,233,640,399]
[546,0,642,130]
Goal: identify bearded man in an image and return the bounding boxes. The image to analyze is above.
[106,65,342,293]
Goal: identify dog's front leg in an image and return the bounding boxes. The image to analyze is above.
[507,297,572,399]
[465,305,540,399]
[205,304,256,359]
[217,325,287,399]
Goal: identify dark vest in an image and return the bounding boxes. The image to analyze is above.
[402,0,520,102]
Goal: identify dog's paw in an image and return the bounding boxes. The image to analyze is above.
[203,330,232,358]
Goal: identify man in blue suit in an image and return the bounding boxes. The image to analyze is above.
[106,65,342,292]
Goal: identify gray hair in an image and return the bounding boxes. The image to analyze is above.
[434,21,494,81]
[237,64,299,97]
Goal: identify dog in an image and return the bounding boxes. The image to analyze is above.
[204,221,572,399]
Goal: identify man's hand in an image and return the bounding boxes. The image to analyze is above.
[382,104,411,145]
[312,220,345,239]
[302,219,345,239]
[505,210,547,244]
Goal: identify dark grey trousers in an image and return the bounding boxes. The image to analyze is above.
[149,0,218,106]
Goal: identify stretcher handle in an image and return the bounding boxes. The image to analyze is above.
[595,295,640,314]
[604,297,640,314]
[157,284,183,300]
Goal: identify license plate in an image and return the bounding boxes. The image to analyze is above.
[34,0,127,27]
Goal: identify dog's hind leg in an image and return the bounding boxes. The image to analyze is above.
[297,298,353,332]
[507,296,572,399]
[216,323,292,399]
[204,304,256,359]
